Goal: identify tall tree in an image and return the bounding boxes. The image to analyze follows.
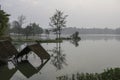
[49,10,68,40]
[0,8,9,36]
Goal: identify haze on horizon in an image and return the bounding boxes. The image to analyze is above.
[0,0,120,29]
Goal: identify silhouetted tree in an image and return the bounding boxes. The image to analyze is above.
[31,23,43,36]
[49,10,68,40]
[11,15,25,39]
[12,21,23,34]
[24,25,33,39]
[23,23,43,39]
[0,8,9,36]
[72,74,75,80]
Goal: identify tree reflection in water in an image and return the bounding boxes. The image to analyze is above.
[70,38,80,47]
[70,31,81,47]
[50,37,80,70]
[51,42,67,70]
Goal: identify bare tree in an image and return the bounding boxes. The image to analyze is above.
[12,15,26,39]
[17,15,26,27]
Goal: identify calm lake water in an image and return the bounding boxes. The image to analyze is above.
[1,34,120,80]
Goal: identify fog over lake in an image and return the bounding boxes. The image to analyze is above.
[1,0,120,80]
[8,35,120,80]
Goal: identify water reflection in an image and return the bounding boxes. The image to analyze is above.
[0,64,17,80]
[0,41,50,80]
[70,38,80,47]
[0,58,49,80]
[15,60,43,78]
[80,34,120,41]
[51,42,67,70]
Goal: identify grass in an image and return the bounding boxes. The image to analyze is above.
[13,39,63,43]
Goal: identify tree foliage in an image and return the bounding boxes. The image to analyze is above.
[70,31,81,47]
[49,10,68,39]
[23,23,43,39]
[31,23,43,35]
[57,68,120,80]
[0,9,9,36]
[11,15,25,35]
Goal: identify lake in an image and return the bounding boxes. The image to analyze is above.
[1,34,120,80]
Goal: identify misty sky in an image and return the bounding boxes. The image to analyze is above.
[1,0,120,28]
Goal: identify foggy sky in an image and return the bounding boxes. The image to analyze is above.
[1,0,120,28]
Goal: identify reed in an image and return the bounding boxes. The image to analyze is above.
[56,68,120,80]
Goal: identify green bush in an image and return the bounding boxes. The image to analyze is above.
[56,68,120,80]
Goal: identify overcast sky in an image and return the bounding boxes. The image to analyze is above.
[1,0,120,28]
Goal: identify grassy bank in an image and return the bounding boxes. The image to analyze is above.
[13,39,63,43]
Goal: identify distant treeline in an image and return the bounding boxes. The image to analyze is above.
[9,27,120,36]
[61,27,120,34]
